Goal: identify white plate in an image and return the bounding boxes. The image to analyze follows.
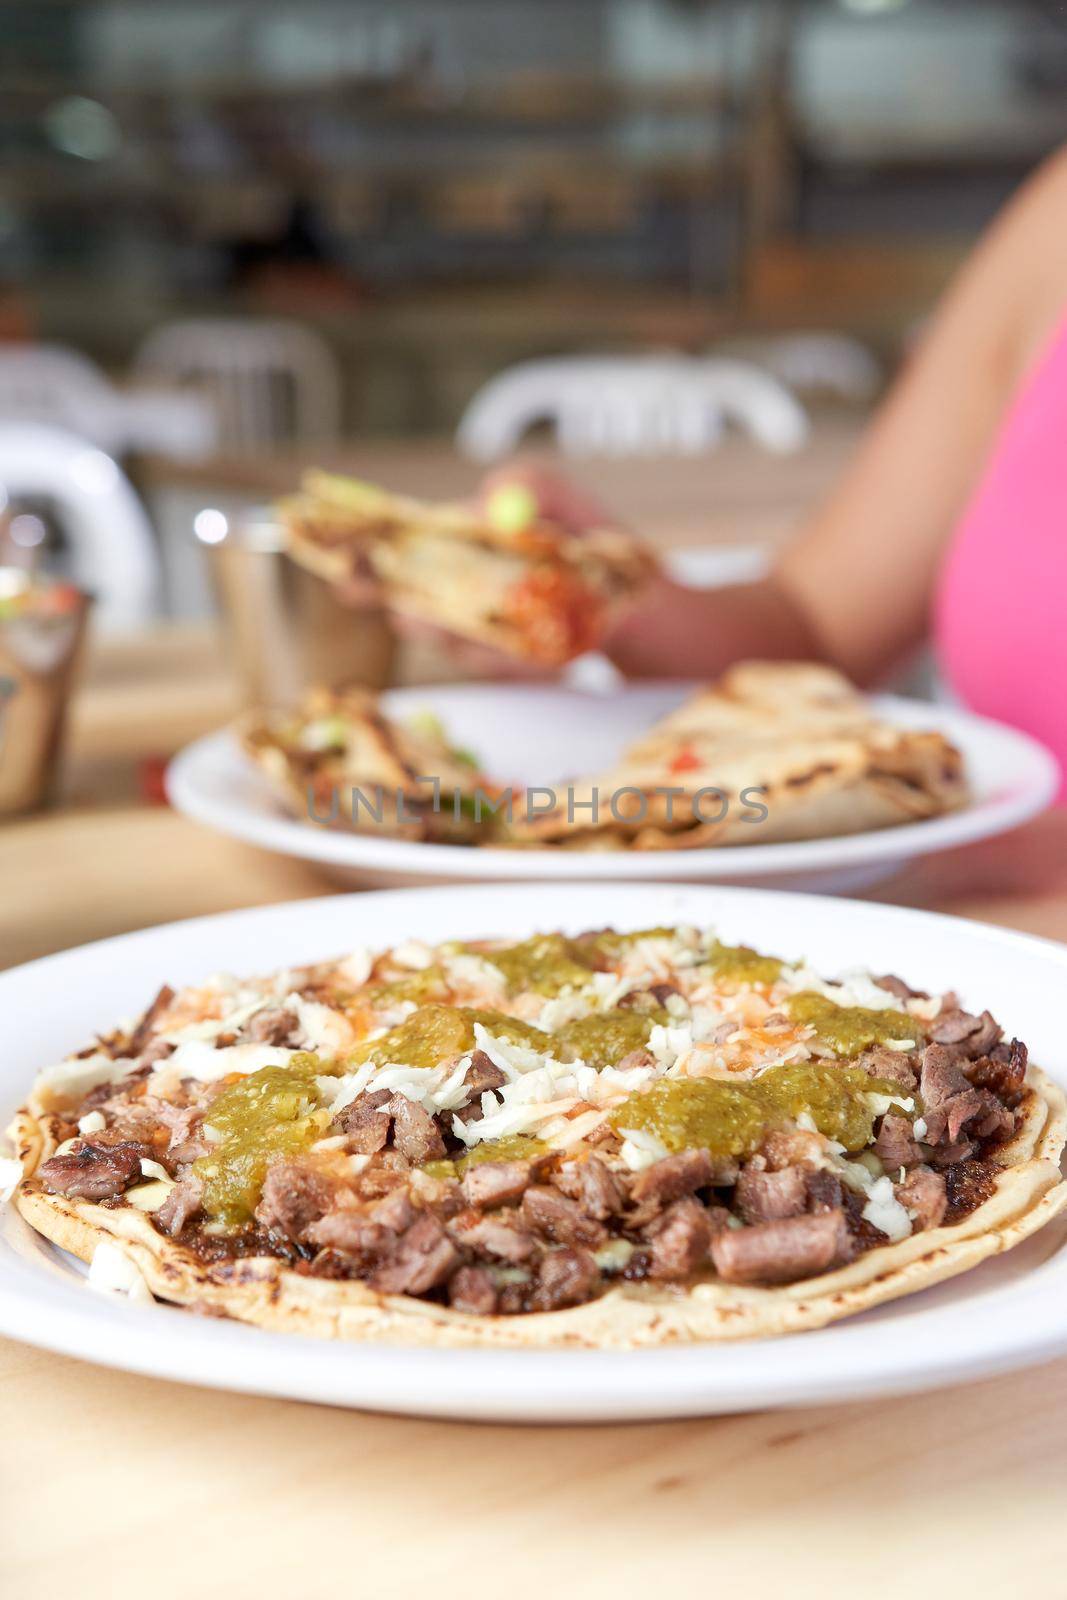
[167,685,1058,893]
[2,882,1067,1421]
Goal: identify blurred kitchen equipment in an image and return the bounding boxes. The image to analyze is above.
[135,319,341,452]
[457,355,809,460]
[195,506,394,708]
[0,569,91,816]
[0,424,160,630]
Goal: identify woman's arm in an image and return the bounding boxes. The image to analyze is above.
[602,148,1067,684]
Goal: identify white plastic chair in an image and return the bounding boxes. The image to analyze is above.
[0,424,159,629]
[133,318,342,452]
[0,344,218,460]
[725,333,881,402]
[457,355,809,461]
[0,346,129,455]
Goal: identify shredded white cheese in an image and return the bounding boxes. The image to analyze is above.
[861,1176,913,1242]
[77,1110,107,1135]
[87,1241,153,1304]
[285,993,353,1054]
[784,966,909,1013]
[158,1039,295,1086]
[336,947,373,988]
[126,1179,175,1213]
[139,1158,171,1182]
[33,1053,132,1104]
[865,1092,915,1117]
[617,1127,669,1172]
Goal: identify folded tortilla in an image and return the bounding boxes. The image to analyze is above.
[242,686,490,844]
[506,661,969,849]
[279,470,656,666]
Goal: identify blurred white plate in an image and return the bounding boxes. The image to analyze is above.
[167,684,1057,893]
[3,882,1067,1420]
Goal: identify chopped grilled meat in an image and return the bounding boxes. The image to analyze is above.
[804,1169,843,1212]
[922,1087,1014,1147]
[553,1155,625,1220]
[615,1048,656,1073]
[127,984,175,1057]
[245,1006,299,1046]
[254,1161,334,1243]
[367,1187,418,1233]
[873,1114,923,1170]
[629,1149,714,1218]
[139,1037,175,1068]
[463,1049,507,1097]
[460,1158,535,1210]
[533,1246,600,1311]
[449,1265,498,1315]
[37,1140,148,1200]
[352,1151,412,1197]
[522,1185,606,1247]
[336,1089,392,1154]
[305,1209,390,1259]
[710,1209,853,1286]
[920,1043,972,1107]
[759,1129,823,1172]
[875,974,927,1001]
[389,1096,446,1165]
[451,1051,508,1127]
[369,1214,459,1296]
[619,982,680,1012]
[895,1165,947,1231]
[646,1198,714,1280]
[735,1159,808,1224]
[155,1173,204,1235]
[306,1191,417,1259]
[929,1008,1002,1057]
[852,1043,917,1090]
[449,1211,537,1262]
[969,1038,1028,1105]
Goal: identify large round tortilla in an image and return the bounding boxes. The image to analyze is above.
[10,1069,1067,1349]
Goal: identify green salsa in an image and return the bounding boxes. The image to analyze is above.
[611,1060,904,1162]
[349,1004,549,1070]
[422,1134,549,1180]
[484,934,596,996]
[787,991,919,1057]
[193,1057,330,1229]
[552,1009,668,1070]
[703,940,783,987]
[579,926,677,962]
[366,966,449,1006]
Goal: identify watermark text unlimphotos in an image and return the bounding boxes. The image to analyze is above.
[306,779,770,829]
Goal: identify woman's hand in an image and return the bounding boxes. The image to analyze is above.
[475,462,619,536]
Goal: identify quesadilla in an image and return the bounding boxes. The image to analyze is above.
[278,470,656,666]
[506,662,969,849]
[7,922,1063,1348]
[242,686,492,844]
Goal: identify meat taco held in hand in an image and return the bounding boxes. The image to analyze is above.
[7,923,1064,1348]
[277,470,656,667]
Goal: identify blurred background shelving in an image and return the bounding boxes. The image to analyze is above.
[2,0,1065,434]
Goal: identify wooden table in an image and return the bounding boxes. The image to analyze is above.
[4,634,1067,1599]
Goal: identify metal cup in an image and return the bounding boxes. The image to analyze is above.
[196,506,396,709]
[0,572,92,816]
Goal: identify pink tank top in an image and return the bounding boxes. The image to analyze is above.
[937,315,1067,796]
